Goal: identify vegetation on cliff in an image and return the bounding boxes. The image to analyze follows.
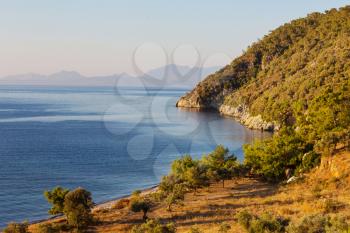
[178,6,350,181]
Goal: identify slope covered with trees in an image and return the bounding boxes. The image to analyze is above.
[177,6,350,180]
[178,7,350,122]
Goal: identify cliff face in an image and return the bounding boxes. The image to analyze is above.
[176,6,350,132]
[219,105,278,131]
[176,95,278,131]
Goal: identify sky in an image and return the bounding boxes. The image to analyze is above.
[0,0,348,77]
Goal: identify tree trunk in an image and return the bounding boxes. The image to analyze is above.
[222,179,225,188]
[142,210,148,221]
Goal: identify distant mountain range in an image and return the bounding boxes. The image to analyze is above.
[0,65,221,88]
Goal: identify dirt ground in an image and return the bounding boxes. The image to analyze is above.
[29,152,350,233]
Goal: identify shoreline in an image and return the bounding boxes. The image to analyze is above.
[28,184,159,226]
[93,185,159,211]
[17,106,267,229]
[24,108,265,228]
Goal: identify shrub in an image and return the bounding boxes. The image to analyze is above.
[249,213,285,233]
[2,222,29,233]
[38,223,70,233]
[326,216,350,233]
[113,198,130,209]
[236,211,286,233]
[63,187,94,229]
[301,151,321,172]
[188,227,203,233]
[236,210,253,230]
[244,127,311,181]
[132,190,142,196]
[287,214,350,233]
[36,223,59,233]
[44,186,69,215]
[287,215,327,233]
[131,219,175,233]
[218,222,231,233]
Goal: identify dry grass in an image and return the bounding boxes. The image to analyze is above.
[29,152,350,233]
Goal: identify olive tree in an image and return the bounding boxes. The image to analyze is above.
[44,186,69,215]
[129,191,152,221]
[63,187,94,229]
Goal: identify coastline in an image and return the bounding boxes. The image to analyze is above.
[176,101,278,132]
[29,185,159,226]
[93,185,159,211]
[23,103,271,228]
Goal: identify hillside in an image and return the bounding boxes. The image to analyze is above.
[28,152,350,233]
[177,6,350,132]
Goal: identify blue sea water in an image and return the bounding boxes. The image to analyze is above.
[0,86,270,227]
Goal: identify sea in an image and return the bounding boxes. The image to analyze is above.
[0,86,270,227]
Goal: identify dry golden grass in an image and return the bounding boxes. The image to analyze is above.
[29,152,350,233]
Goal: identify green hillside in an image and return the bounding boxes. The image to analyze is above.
[177,6,350,180]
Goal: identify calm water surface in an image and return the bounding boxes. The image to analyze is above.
[0,86,270,226]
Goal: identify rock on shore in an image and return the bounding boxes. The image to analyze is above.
[219,104,279,131]
[176,96,278,132]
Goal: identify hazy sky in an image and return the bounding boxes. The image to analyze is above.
[0,0,348,77]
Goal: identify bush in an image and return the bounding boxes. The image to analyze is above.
[301,151,321,172]
[236,211,286,233]
[236,211,350,233]
[131,219,175,233]
[250,213,285,233]
[2,222,29,233]
[188,227,203,233]
[218,222,231,233]
[36,223,59,233]
[244,127,311,181]
[113,198,130,209]
[287,214,350,233]
[44,186,69,215]
[132,190,142,196]
[63,187,94,229]
[326,216,350,233]
[236,210,253,230]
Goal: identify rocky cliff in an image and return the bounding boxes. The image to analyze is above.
[176,6,350,132]
[218,105,278,131]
